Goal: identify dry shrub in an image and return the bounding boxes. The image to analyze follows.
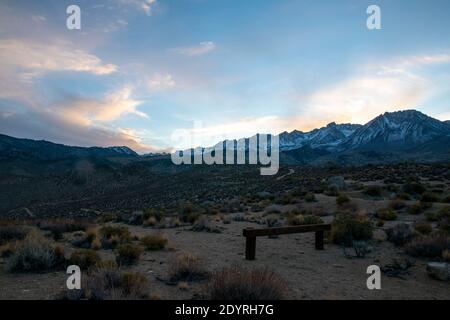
[386,224,413,246]
[336,195,350,206]
[389,199,406,210]
[304,193,316,202]
[414,221,433,235]
[69,249,101,270]
[6,232,65,273]
[443,249,450,262]
[207,266,287,300]
[169,253,208,282]
[376,208,397,221]
[420,192,440,203]
[62,262,150,300]
[38,218,91,240]
[331,212,373,246]
[405,234,450,258]
[287,214,323,226]
[408,202,425,215]
[115,243,143,266]
[99,225,132,249]
[140,234,168,251]
[0,225,31,245]
[363,186,383,197]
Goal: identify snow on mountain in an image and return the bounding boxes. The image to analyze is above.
[340,110,450,150]
[106,146,138,156]
[279,123,362,151]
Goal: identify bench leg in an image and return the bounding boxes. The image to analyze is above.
[315,231,324,250]
[245,237,256,260]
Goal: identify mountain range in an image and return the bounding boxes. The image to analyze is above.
[1,109,450,167]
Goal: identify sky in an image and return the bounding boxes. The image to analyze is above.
[0,0,450,153]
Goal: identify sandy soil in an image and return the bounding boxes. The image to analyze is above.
[1,214,449,300]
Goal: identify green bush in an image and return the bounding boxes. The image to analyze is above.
[304,193,316,202]
[403,182,426,195]
[437,206,450,220]
[331,212,373,246]
[336,195,350,206]
[363,186,383,197]
[420,193,440,203]
[140,234,168,251]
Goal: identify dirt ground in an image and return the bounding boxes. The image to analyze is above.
[1,213,449,300]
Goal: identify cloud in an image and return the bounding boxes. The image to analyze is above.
[0,39,117,77]
[59,87,148,125]
[0,109,157,153]
[170,116,290,150]
[171,41,216,57]
[31,15,46,24]
[120,0,157,16]
[288,53,450,129]
[0,39,118,106]
[147,73,176,91]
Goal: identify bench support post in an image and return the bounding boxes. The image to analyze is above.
[315,230,324,250]
[245,237,256,260]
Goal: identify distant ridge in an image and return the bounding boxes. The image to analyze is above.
[1,109,450,165]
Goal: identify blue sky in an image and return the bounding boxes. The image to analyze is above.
[0,0,450,152]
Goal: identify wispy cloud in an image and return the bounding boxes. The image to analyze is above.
[289,53,450,128]
[171,41,216,57]
[148,73,176,91]
[31,15,46,24]
[171,116,289,150]
[120,0,157,16]
[0,39,117,77]
[60,87,148,125]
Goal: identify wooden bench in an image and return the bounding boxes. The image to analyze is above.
[242,224,331,260]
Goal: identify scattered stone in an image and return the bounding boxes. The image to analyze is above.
[257,191,272,199]
[426,262,450,281]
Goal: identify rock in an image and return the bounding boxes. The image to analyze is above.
[327,176,346,190]
[257,191,272,199]
[427,262,450,281]
[128,210,143,225]
[373,229,387,242]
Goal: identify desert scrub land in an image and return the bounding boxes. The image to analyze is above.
[1,164,450,300]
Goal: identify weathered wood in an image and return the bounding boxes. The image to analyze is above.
[315,230,324,250]
[245,236,256,260]
[243,224,331,260]
[243,224,331,238]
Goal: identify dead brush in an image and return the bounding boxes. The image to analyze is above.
[59,261,151,300]
[0,225,32,245]
[37,218,91,240]
[168,253,209,282]
[6,231,65,273]
[206,266,288,300]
